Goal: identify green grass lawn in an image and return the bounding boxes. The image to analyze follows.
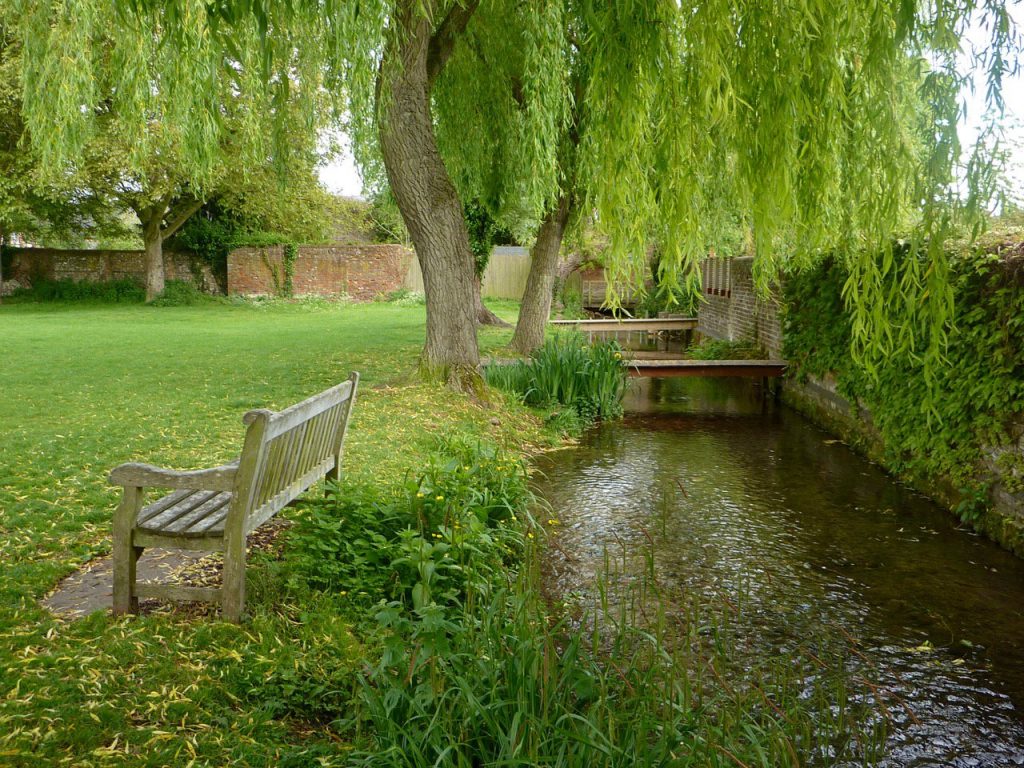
[0,298,544,765]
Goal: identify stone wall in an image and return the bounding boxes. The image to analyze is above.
[1,247,219,294]
[698,256,782,356]
[228,244,414,300]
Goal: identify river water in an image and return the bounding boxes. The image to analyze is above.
[534,378,1024,767]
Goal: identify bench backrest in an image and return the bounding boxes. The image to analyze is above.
[229,373,359,535]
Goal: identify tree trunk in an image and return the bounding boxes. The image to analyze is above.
[378,5,481,387]
[0,227,5,305]
[510,195,572,354]
[140,210,165,302]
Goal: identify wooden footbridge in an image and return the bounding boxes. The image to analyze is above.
[623,356,787,378]
[547,317,787,379]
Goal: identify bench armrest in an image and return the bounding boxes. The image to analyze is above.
[109,460,239,492]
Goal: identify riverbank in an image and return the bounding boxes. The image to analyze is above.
[2,300,885,765]
[778,230,1024,557]
[695,227,1024,556]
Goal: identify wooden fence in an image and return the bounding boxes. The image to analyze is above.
[404,246,531,299]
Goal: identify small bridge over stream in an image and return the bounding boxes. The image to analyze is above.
[547,317,787,379]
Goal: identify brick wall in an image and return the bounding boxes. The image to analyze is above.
[698,256,783,356]
[228,244,415,300]
[2,247,219,294]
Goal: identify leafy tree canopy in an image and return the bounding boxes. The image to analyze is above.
[15,0,1021,365]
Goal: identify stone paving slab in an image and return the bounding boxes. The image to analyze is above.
[40,518,289,619]
[41,549,211,619]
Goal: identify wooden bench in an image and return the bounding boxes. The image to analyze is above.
[109,373,359,621]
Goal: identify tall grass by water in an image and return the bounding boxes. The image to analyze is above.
[284,438,887,767]
[485,335,626,423]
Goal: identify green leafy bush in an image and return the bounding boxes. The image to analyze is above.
[11,278,145,303]
[783,243,1024,488]
[350,540,883,768]
[284,407,879,766]
[634,283,700,319]
[485,335,626,425]
[558,285,585,319]
[149,280,216,306]
[688,337,764,360]
[169,214,237,281]
[286,439,530,612]
[377,288,426,306]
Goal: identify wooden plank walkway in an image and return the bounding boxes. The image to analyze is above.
[484,356,787,379]
[550,317,698,333]
[625,358,787,378]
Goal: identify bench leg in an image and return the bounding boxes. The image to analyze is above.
[112,487,143,616]
[222,534,246,623]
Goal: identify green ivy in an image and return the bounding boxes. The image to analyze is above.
[282,242,297,298]
[783,241,1024,496]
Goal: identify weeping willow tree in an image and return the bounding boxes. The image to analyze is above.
[434,1,1020,357]
[16,0,1019,382]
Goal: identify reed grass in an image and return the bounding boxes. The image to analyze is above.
[344,536,887,767]
[485,334,627,424]
[287,440,888,766]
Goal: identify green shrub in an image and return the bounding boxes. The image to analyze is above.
[11,278,145,303]
[783,242,1024,488]
[349,546,884,767]
[286,416,880,767]
[169,215,237,282]
[485,335,626,426]
[558,285,585,319]
[149,280,214,306]
[377,288,426,306]
[286,439,531,613]
[634,283,700,319]
[688,337,764,360]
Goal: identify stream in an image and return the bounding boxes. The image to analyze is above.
[534,377,1024,767]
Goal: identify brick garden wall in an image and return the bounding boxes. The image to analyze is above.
[698,256,783,356]
[2,247,219,294]
[228,244,415,300]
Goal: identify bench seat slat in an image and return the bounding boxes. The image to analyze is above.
[162,493,232,534]
[185,506,230,535]
[136,488,200,525]
[137,490,220,531]
[137,490,231,538]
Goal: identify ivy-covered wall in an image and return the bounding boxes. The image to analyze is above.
[780,233,1024,554]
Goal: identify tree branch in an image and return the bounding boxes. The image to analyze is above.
[161,198,204,239]
[427,0,480,89]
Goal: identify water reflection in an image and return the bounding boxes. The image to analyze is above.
[535,377,1024,767]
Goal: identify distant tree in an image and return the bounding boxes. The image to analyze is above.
[0,15,129,299]
[17,1,330,300]
[170,166,339,288]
